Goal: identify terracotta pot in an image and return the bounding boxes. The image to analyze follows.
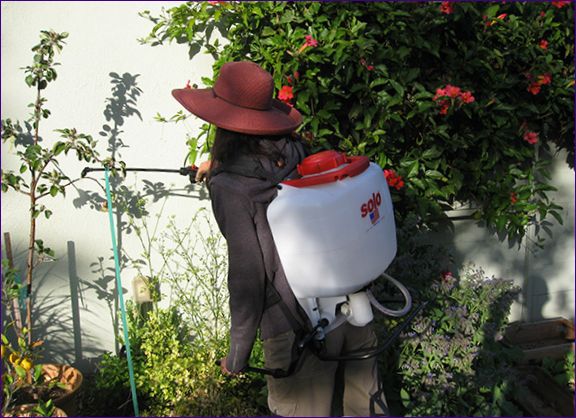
[40,364,83,415]
[7,403,67,417]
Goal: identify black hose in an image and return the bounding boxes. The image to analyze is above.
[227,301,428,378]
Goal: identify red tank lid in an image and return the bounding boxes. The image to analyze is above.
[283,151,370,188]
[297,150,347,176]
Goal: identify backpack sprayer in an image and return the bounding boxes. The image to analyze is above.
[243,150,426,378]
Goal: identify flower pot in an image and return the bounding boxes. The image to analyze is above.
[7,403,67,417]
[40,364,83,416]
[503,317,575,363]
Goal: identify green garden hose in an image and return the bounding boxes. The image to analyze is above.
[105,168,140,416]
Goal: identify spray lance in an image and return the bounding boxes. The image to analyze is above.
[81,165,200,183]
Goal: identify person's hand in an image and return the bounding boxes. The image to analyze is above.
[195,160,211,183]
[219,357,237,376]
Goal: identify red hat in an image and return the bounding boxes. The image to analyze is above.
[172,61,302,135]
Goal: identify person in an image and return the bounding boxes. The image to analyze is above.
[172,60,388,417]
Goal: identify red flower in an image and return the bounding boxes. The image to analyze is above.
[278,85,294,104]
[460,91,475,104]
[485,13,508,27]
[440,1,454,14]
[539,39,549,50]
[438,100,450,115]
[527,73,552,94]
[384,169,405,190]
[552,1,570,8]
[510,192,518,204]
[360,58,375,71]
[298,35,319,53]
[538,73,552,85]
[433,84,475,114]
[304,35,318,47]
[446,85,462,98]
[527,82,541,95]
[523,131,539,144]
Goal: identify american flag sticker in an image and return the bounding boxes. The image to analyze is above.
[369,206,380,224]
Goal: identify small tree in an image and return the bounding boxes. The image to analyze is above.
[1,31,105,345]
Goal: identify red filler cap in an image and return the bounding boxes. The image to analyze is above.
[283,151,370,188]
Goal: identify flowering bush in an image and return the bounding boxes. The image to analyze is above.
[393,265,522,416]
[142,1,573,244]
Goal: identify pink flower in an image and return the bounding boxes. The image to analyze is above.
[298,35,319,53]
[485,13,508,27]
[433,87,448,100]
[278,85,294,104]
[384,169,405,190]
[438,100,450,115]
[360,58,375,71]
[433,84,475,114]
[523,131,539,144]
[440,1,454,14]
[445,84,462,98]
[304,35,318,47]
[539,39,549,50]
[207,1,225,5]
[460,91,475,104]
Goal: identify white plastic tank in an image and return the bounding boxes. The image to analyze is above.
[267,150,397,327]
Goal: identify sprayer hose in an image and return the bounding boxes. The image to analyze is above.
[367,272,412,317]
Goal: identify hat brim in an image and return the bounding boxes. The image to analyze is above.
[172,88,302,136]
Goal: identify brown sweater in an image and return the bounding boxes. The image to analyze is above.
[208,137,309,372]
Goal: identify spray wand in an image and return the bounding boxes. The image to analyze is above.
[81,165,199,183]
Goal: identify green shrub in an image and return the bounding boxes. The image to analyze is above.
[141,1,573,244]
[95,208,267,416]
[393,265,522,416]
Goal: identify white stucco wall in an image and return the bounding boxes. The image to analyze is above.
[2,1,574,371]
[1,1,216,368]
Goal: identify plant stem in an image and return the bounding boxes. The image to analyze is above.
[25,84,43,345]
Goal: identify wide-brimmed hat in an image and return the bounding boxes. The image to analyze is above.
[172,61,302,135]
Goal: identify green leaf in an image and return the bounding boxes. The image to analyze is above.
[25,75,35,87]
[389,79,405,98]
[485,4,500,19]
[14,365,27,378]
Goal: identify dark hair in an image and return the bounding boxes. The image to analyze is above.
[210,127,291,168]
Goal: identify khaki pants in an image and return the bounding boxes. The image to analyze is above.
[263,323,388,417]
